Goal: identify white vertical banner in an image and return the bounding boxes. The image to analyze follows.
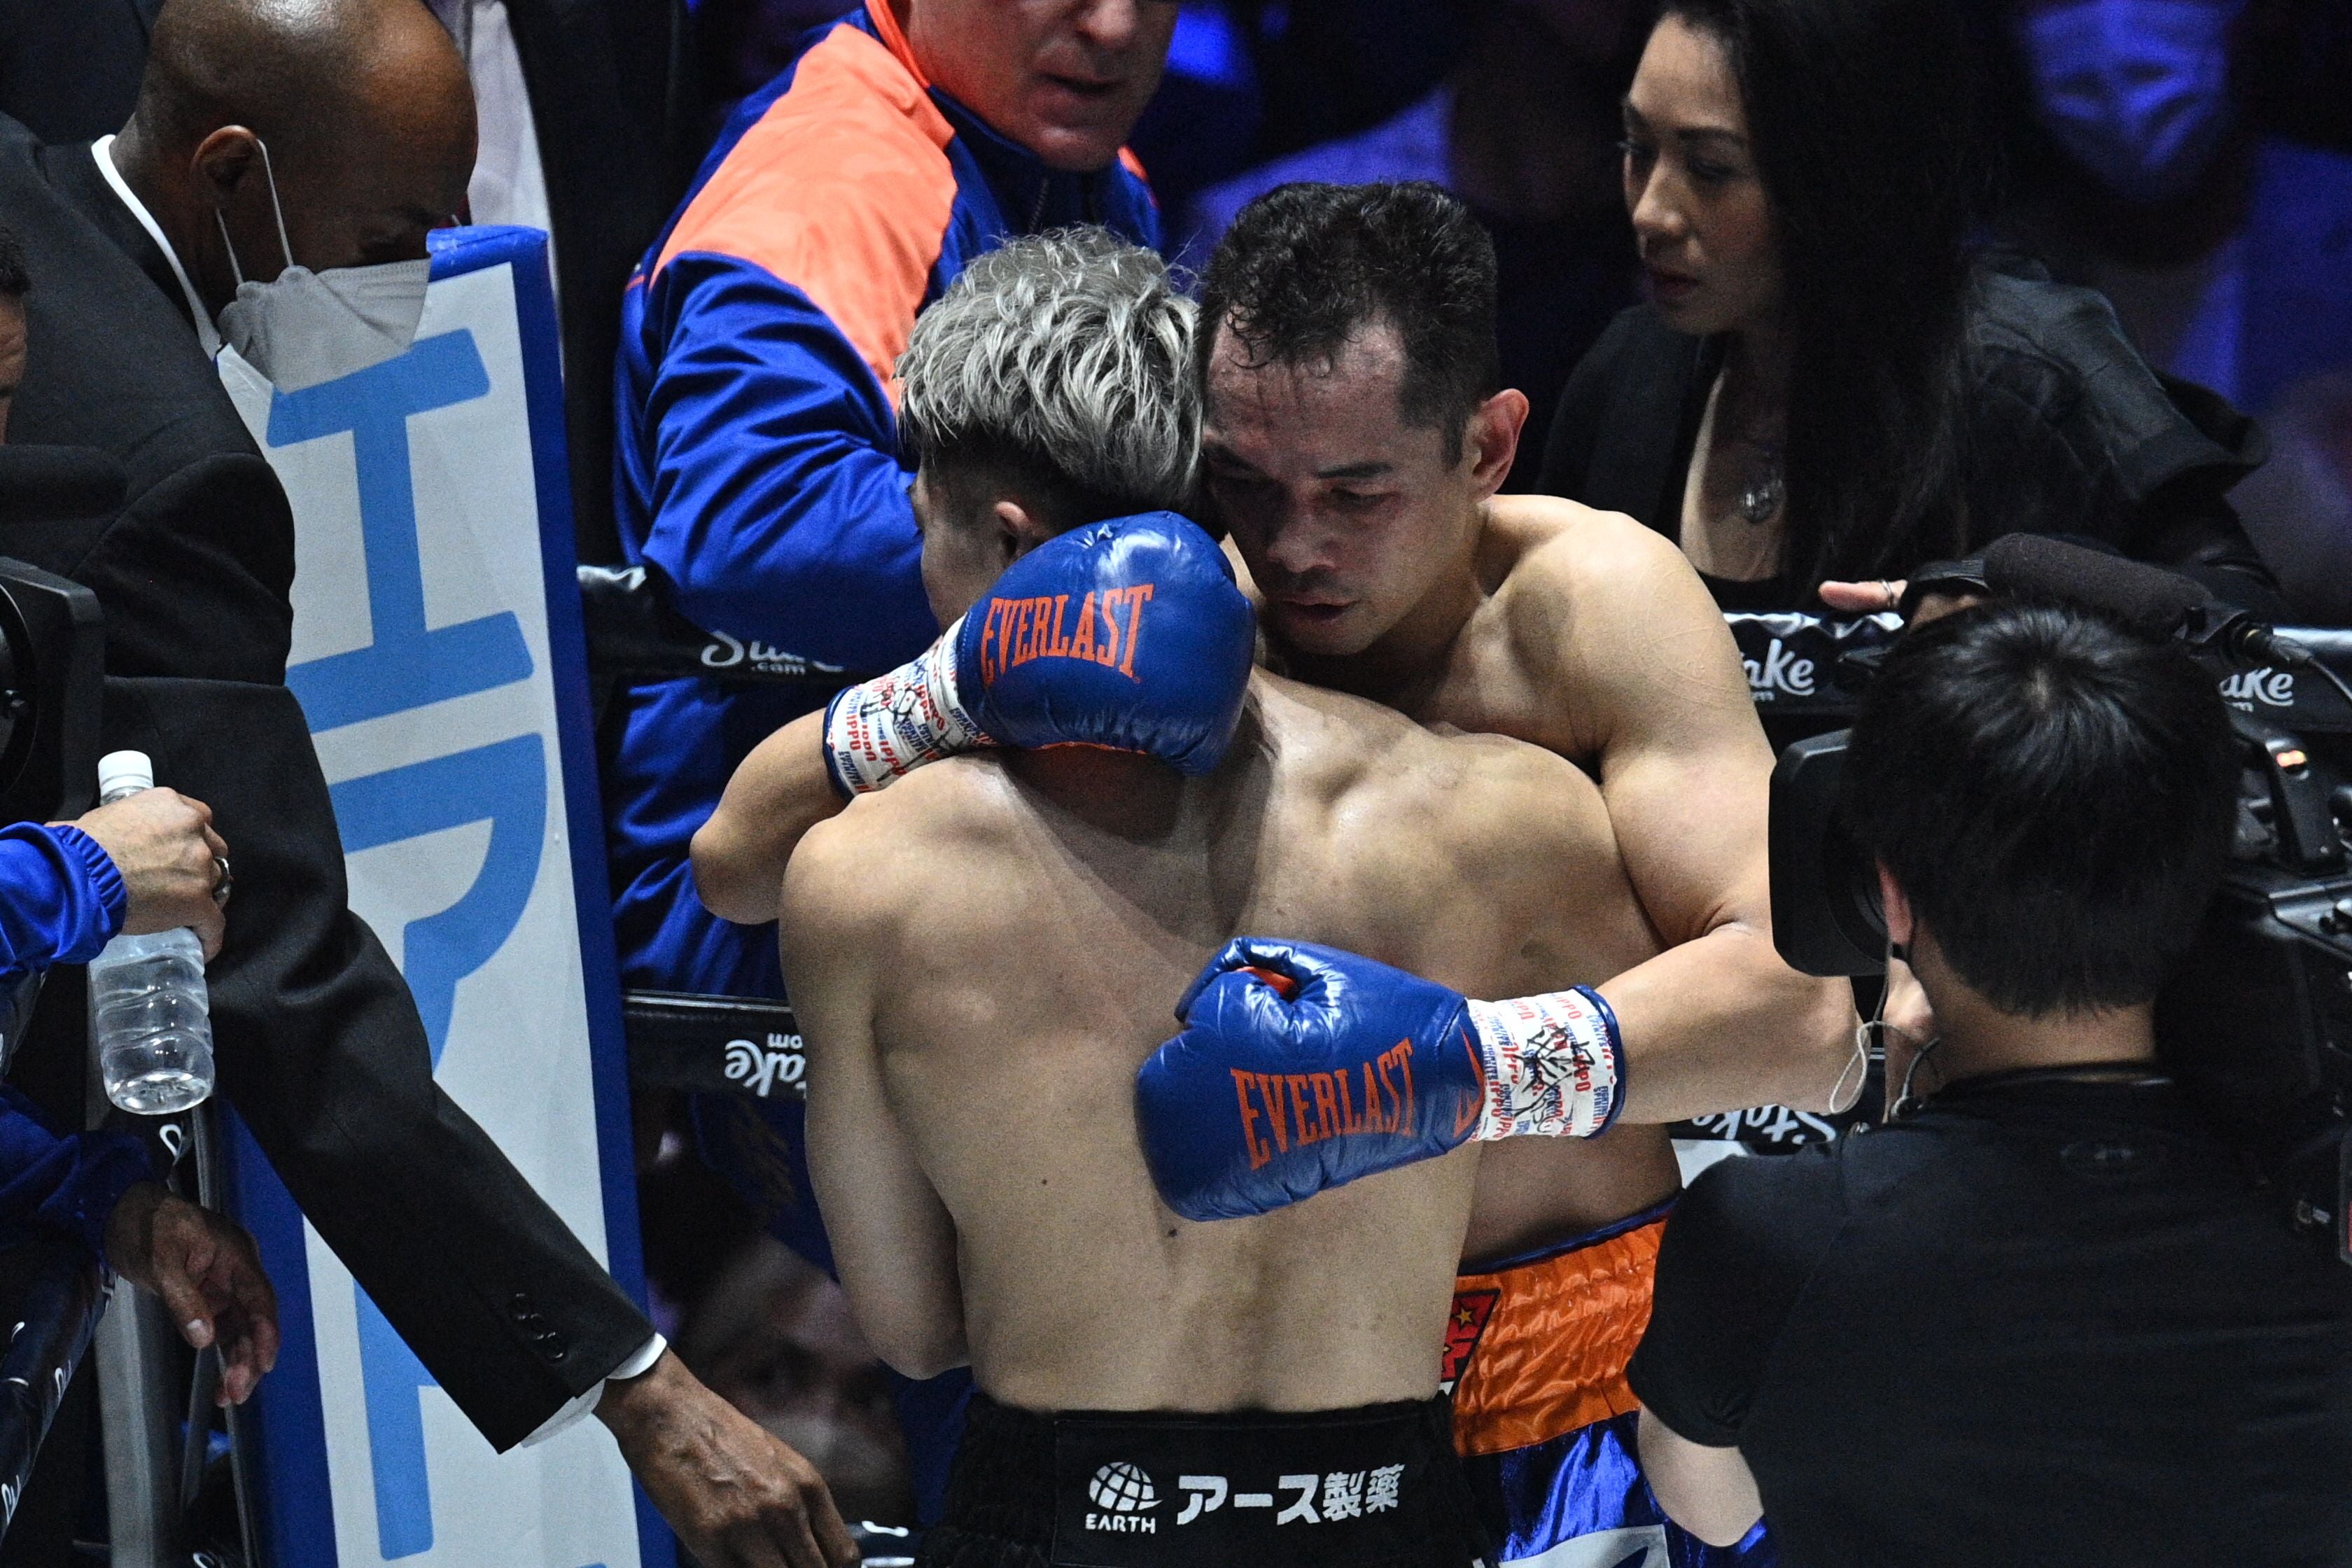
[216,227,660,1568]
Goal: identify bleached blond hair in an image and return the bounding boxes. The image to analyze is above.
[897,228,1198,518]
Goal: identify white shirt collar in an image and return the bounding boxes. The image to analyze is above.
[91,134,222,356]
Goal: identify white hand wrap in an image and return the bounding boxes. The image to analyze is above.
[1464,987,1626,1141]
[821,616,990,796]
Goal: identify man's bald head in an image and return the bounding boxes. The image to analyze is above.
[117,0,475,315]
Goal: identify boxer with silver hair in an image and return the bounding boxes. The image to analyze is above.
[741,229,1659,1568]
[695,228,1209,903]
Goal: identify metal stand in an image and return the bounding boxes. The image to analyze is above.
[90,1088,259,1567]
[93,1278,181,1567]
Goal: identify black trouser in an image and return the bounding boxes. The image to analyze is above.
[921,1391,1493,1568]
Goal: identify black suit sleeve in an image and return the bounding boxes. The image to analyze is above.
[7,451,297,684]
[1628,1152,1844,1446]
[102,678,653,1450]
[1,123,654,1447]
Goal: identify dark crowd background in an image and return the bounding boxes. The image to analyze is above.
[5,0,2347,1530]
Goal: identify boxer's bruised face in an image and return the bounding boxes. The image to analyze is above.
[902,0,1178,174]
[1621,14,1782,338]
[1203,317,1519,659]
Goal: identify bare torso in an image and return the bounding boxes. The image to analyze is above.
[788,674,1656,1412]
[1278,494,1731,1262]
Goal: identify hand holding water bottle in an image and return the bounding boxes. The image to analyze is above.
[70,783,229,958]
[83,752,225,1115]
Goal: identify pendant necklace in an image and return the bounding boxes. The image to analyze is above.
[1738,440,1785,526]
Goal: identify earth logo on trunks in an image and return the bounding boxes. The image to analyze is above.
[1440,1288,1499,1394]
[1087,1462,1161,1533]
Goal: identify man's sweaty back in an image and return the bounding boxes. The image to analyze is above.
[785,673,1658,1413]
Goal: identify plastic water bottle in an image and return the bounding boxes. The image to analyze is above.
[88,750,214,1114]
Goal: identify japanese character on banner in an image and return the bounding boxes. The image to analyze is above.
[1175,1476,1226,1526]
[1275,1475,1320,1525]
[1366,1464,1404,1513]
[1321,1471,1364,1520]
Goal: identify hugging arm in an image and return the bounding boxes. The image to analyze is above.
[781,819,968,1378]
[1558,528,1856,1121]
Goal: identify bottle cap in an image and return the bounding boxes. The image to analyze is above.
[97,750,155,797]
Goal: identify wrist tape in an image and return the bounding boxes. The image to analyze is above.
[1464,986,1626,1140]
[822,617,988,796]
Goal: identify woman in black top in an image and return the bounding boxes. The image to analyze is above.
[1534,0,2278,615]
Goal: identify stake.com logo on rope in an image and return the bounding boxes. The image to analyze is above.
[979,584,1155,685]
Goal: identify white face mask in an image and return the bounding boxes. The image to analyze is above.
[2021,0,2245,206]
[212,139,433,391]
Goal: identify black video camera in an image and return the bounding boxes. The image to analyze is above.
[1756,538,2352,1265]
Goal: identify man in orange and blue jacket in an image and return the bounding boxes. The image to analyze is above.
[611,0,1170,1005]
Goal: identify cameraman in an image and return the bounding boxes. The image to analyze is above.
[1627,603,2352,1564]
[0,787,275,1394]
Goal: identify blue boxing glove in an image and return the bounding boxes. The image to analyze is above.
[823,511,1255,794]
[1136,938,1627,1222]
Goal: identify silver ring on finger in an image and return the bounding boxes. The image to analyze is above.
[212,855,232,908]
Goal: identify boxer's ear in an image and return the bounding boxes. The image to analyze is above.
[1462,388,1530,499]
[991,499,1056,564]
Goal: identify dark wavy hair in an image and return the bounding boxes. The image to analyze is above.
[1196,181,1501,463]
[1661,0,1983,584]
[1840,603,2236,1015]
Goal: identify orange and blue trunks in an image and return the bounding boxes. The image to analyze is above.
[1445,1201,1774,1565]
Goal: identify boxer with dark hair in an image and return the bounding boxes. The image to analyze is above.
[1133,182,1854,1564]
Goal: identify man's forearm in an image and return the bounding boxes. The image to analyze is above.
[692,708,844,925]
[1598,921,1855,1125]
[1637,1404,1763,1548]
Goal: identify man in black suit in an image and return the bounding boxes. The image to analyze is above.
[0,0,686,566]
[0,1,853,1563]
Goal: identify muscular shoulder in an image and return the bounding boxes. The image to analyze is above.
[1481,494,1750,746]
[1485,494,1699,617]
[782,755,1026,951]
[1261,676,1612,898]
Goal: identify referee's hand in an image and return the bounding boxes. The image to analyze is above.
[598,1348,859,1568]
[106,1181,280,1405]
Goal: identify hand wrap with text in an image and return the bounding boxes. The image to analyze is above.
[1137,938,1626,1221]
[822,511,1256,795]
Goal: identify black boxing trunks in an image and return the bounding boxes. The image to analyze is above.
[919,1392,1494,1568]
